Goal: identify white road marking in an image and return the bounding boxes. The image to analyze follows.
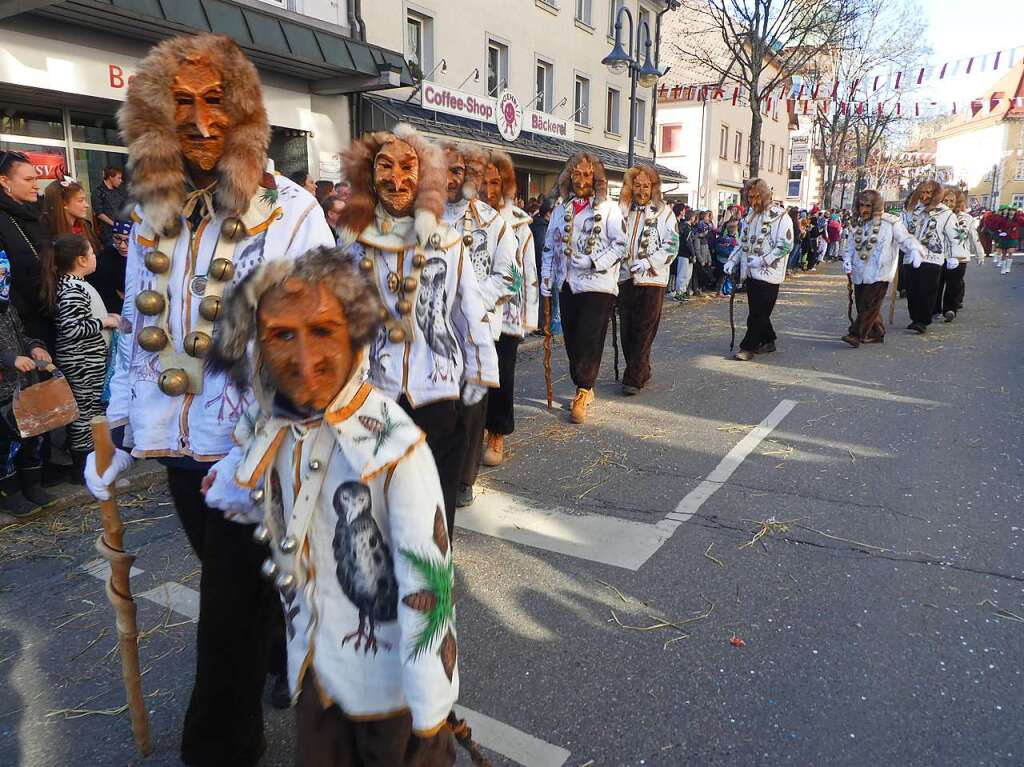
[82,558,143,580]
[136,582,200,622]
[657,399,797,532]
[454,705,570,767]
[460,399,797,570]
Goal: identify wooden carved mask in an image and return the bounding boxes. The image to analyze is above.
[373,138,419,218]
[172,54,229,173]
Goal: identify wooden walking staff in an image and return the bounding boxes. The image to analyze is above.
[91,416,151,756]
[542,296,553,409]
[846,273,854,326]
[888,265,901,325]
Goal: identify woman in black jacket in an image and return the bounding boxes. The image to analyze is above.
[0,151,48,342]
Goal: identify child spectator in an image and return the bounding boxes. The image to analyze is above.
[712,221,739,295]
[39,234,119,483]
[89,219,131,313]
[0,246,55,515]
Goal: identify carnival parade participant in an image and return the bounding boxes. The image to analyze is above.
[934,187,981,322]
[204,248,458,767]
[724,178,794,361]
[84,34,334,767]
[903,180,967,334]
[841,190,925,348]
[613,164,679,394]
[337,124,498,533]
[438,141,517,508]
[476,149,538,467]
[540,152,622,424]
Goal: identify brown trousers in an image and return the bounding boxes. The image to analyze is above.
[848,281,889,341]
[295,675,456,767]
[559,285,614,390]
[617,280,665,389]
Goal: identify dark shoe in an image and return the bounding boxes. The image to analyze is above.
[269,674,291,710]
[943,310,956,322]
[622,384,641,396]
[19,467,56,508]
[755,341,776,354]
[67,451,88,485]
[862,336,884,344]
[841,334,861,348]
[40,461,68,487]
[734,349,754,361]
[0,473,39,518]
[456,484,475,508]
[908,323,926,334]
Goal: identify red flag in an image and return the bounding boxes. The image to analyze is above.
[732,87,739,105]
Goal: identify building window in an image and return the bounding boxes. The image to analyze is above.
[769,144,776,172]
[1011,193,1024,207]
[787,170,801,198]
[535,59,554,112]
[779,148,784,172]
[606,87,621,134]
[406,11,434,77]
[759,140,765,170]
[1015,160,1024,181]
[574,75,591,126]
[608,0,625,36]
[719,125,729,159]
[487,38,509,97]
[575,0,592,24]
[661,124,681,153]
[639,5,652,35]
[734,132,742,163]
[633,98,646,141]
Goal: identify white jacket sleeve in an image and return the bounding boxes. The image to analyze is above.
[765,215,794,266]
[386,442,459,735]
[284,199,336,255]
[520,226,539,331]
[541,206,561,285]
[476,221,518,311]
[944,212,969,261]
[452,255,499,388]
[105,224,143,436]
[650,209,680,272]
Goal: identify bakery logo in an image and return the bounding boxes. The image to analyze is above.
[496,90,523,142]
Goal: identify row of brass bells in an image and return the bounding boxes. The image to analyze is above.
[412,253,426,268]
[158,368,190,396]
[221,217,246,242]
[144,250,170,274]
[462,233,473,246]
[388,327,406,343]
[208,257,235,282]
[138,326,168,352]
[184,331,212,358]
[136,290,166,316]
[199,295,221,322]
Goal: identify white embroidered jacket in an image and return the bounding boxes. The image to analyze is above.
[906,204,969,266]
[442,199,518,340]
[843,214,923,285]
[345,211,499,408]
[107,174,333,460]
[724,204,794,285]
[541,197,623,296]
[956,212,983,262]
[614,202,680,287]
[212,367,457,735]
[498,204,539,337]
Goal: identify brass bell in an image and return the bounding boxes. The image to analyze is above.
[412,254,426,268]
[359,257,374,272]
[563,213,572,223]
[199,295,221,322]
[308,459,322,471]
[462,234,473,246]
[584,247,593,256]
[565,248,573,258]
[260,559,279,581]
[250,487,265,503]
[135,290,166,316]
[594,213,602,222]
[137,326,168,352]
[208,257,235,282]
[253,525,271,544]
[377,306,390,321]
[162,218,182,238]
[279,536,297,554]
[563,234,572,244]
[397,298,412,315]
[402,276,418,293]
[144,250,171,274]
[157,368,190,397]
[184,331,212,358]
[275,573,296,591]
[221,217,246,242]
[388,327,406,343]
[593,225,602,234]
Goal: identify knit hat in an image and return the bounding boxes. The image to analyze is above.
[112,220,133,236]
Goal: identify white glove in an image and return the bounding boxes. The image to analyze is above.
[461,380,487,407]
[570,252,593,270]
[912,250,923,269]
[630,258,653,274]
[540,277,552,297]
[842,261,853,274]
[723,260,737,276]
[84,448,134,501]
[203,454,260,522]
[945,257,959,270]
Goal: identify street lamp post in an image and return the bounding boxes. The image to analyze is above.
[602,5,664,169]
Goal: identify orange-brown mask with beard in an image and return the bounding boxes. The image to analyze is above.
[374,138,419,217]
[444,148,466,204]
[570,157,595,198]
[858,200,874,221]
[632,172,653,207]
[258,279,354,412]
[172,54,229,173]
[482,163,503,209]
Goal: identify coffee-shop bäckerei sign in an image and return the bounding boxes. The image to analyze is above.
[422,82,574,143]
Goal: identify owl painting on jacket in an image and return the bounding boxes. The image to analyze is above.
[415,256,460,382]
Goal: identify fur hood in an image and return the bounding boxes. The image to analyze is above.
[487,148,518,212]
[618,164,662,210]
[557,152,607,203]
[337,123,446,248]
[118,33,269,235]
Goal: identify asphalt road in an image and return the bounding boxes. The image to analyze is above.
[1,259,1021,767]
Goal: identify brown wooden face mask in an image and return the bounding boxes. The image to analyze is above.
[444,148,466,204]
[570,157,595,198]
[858,200,874,220]
[374,138,419,218]
[257,279,354,412]
[172,54,230,173]
[482,163,503,209]
[632,171,653,207]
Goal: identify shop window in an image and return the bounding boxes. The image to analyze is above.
[787,169,801,198]
[70,112,124,147]
[268,127,310,179]
[1012,193,1024,208]
[0,104,64,141]
[73,148,128,210]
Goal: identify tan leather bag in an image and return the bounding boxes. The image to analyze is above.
[11,365,79,438]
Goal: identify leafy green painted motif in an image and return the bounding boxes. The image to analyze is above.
[503,263,524,295]
[259,186,279,207]
[400,547,455,668]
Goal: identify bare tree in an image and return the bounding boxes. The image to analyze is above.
[676,0,861,179]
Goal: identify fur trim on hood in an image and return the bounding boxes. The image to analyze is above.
[557,151,607,203]
[486,148,518,211]
[118,34,269,236]
[618,164,662,209]
[337,123,445,247]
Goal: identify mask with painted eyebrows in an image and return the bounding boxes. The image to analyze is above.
[482,163,503,209]
[373,138,419,217]
[632,172,653,207]
[172,54,229,172]
[570,157,595,198]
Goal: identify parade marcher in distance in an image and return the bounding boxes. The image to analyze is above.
[540,152,622,424]
[723,178,794,362]
[903,180,968,334]
[477,148,538,467]
[841,190,925,348]
[204,248,458,767]
[85,33,334,767]
[612,163,679,395]
[933,186,981,323]
[337,124,498,535]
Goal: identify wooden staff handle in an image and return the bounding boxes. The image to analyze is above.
[92,416,125,553]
